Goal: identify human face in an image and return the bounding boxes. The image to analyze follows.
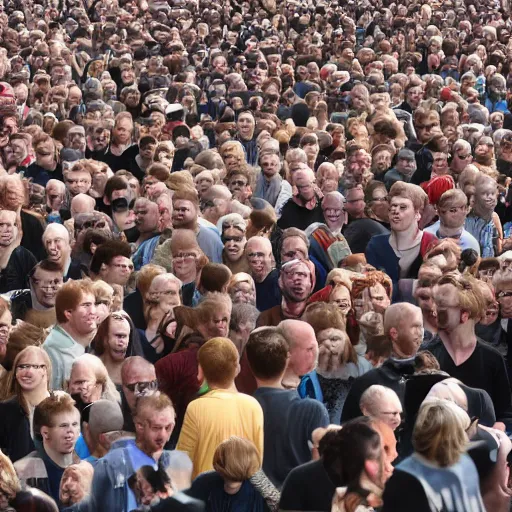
[44,232,71,266]
[369,283,390,314]
[373,396,403,431]
[123,366,157,411]
[480,287,499,326]
[198,308,230,339]
[92,129,110,151]
[147,279,181,310]
[0,310,11,360]
[396,157,417,178]
[246,240,272,282]
[407,86,423,108]
[104,256,134,286]
[113,118,133,145]
[370,189,389,221]
[317,328,348,373]
[10,139,28,164]
[106,317,131,362]
[281,236,308,263]
[289,328,318,376]
[42,410,80,455]
[137,407,175,456]
[65,293,97,335]
[392,307,423,357]
[344,187,365,219]
[231,281,256,305]
[228,174,250,202]
[373,151,392,174]
[31,268,63,308]
[67,87,82,107]
[438,202,468,230]
[140,144,156,161]
[497,285,512,319]
[295,175,316,202]
[280,263,312,302]
[302,142,319,161]
[415,119,439,144]
[35,140,56,170]
[65,171,92,196]
[475,181,498,212]
[15,351,48,392]
[260,154,280,179]
[237,113,255,140]
[60,467,87,506]
[222,227,246,263]
[432,153,449,175]
[451,149,472,174]
[172,199,197,229]
[68,364,102,403]
[389,197,417,232]
[329,286,351,316]
[0,211,16,247]
[172,250,198,282]
[433,283,464,333]
[322,196,345,227]
[135,202,159,233]
[351,90,367,110]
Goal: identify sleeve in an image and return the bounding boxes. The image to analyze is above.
[155,355,176,399]
[365,237,379,270]
[491,354,512,430]
[253,402,265,462]
[279,468,306,512]
[381,470,431,512]
[176,404,199,468]
[309,401,330,431]
[275,181,293,219]
[42,344,62,391]
[86,458,114,512]
[340,378,365,423]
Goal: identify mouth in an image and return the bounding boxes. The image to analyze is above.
[113,348,126,357]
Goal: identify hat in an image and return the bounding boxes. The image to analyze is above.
[421,175,455,205]
[88,399,124,436]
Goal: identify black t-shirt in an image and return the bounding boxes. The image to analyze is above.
[381,470,432,512]
[343,218,390,254]
[255,269,281,312]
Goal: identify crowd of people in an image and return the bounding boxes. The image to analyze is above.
[1,0,512,509]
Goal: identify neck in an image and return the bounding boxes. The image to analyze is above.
[438,224,463,237]
[135,439,162,462]
[423,316,438,334]
[100,354,123,384]
[255,376,284,389]
[209,381,237,392]
[390,348,416,360]
[177,270,196,285]
[281,368,300,389]
[43,444,74,468]
[59,323,95,348]
[439,323,477,350]
[136,230,157,246]
[393,222,420,249]
[91,444,108,458]
[24,387,50,407]
[281,298,307,319]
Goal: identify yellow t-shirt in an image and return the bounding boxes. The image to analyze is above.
[176,388,264,478]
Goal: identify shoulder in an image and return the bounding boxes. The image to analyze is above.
[367,233,390,247]
[475,340,506,361]
[14,452,46,480]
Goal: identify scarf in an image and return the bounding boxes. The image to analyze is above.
[254,172,282,207]
[389,228,423,278]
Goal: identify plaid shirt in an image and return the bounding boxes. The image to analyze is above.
[465,213,496,257]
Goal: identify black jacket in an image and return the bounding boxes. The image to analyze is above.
[0,396,34,463]
[0,246,37,294]
[277,198,325,231]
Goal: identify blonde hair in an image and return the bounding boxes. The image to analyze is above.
[413,398,470,467]
[213,436,261,481]
[91,280,114,306]
[0,448,20,502]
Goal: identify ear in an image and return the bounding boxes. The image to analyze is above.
[41,425,50,441]
[63,308,73,323]
[364,458,379,480]
[389,327,398,342]
[461,310,470,323]
[235,362,241,377]
[197,364,204,384]
[415,211,421,223]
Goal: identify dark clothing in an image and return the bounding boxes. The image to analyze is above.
[253,387,329,488]
[256,305,286,327]
[123,289,146,330]
[279,459,338,512]
[65,259,89,281]
[0,246,37,293]
[10,290,33,322]
[424,335,512,429]
[255,269,281,312]
[277,199,325,231]
[0,396,34,463]
[23,163,63,187]
[150,492,205,512]
[21,210,46,261]
[341,358,416,423]
[343,218,389,254]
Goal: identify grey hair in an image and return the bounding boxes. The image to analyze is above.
[229,303,260,333]
[360,384,400,415]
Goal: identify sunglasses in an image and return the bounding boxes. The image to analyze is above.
[124,379,158,396]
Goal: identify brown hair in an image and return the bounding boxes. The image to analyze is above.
[135,391,174,421]
[55,279,95,324]
[213,436,261,481]
[388,181,428,213]
[302,302,347,335]
[92,312,131,357]
[199,263,232,293]
[197,337,239,387]
[136,264,166,298]
[246,328,289,380]
[33,392,77,442]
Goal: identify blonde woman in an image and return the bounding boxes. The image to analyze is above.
[382,398,485,511]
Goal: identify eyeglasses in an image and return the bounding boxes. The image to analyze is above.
[16,364,46,371]
[173,252,197,262]
[111,262,134,271]
[95,299,111,307]
[371,197,388,203]
[124,379,158,396]
[497,291,512,300]
[222,235,244,244]
[229,179,247,187]
[31,278,62,289]
[247,251,266,259]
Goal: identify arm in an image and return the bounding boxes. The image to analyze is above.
[275,181,293,219]
[176,405,199,470]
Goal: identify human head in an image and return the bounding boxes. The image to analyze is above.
[59,462,94,507]
[436,189,469,230]
[228,303,260,356]
[89,240,133,286]
[278,320,318,378]
[245,236,273,283]
[383,303,423,358]
[246,327,289,382]
[172,189,199,230]
[322,191,347,230]
[0,210,18,248]
[146,273,181,311]
[450,140,473,175]
[473,174,498,218]
[279,259,315,305]
[11,346,51,403]
[395,148,417,178]
[280,228,309,263]
[134,198,160,234]
[201,185,232,225]
[197,337,239,388]
[42,223,71,269]
[360,385,402,431]
[388,181,427,232]
[228,273,256,306]
[55,279,97,334]
[213,436,261,486]
[121,356,157,411]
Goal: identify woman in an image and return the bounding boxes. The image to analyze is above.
[219,141,247,174]
[0,448,19,511]
[189,436,280,512]
[218,214,249,274]
[68,353,120,405]
[382,398,485,512]
[140,303,177,364]
[0,346,51,462]
[170,229,209,307]
[364,181,390,229]
[0,298,12,379]
[227,273,257,306]
[91,280,114,325]
[302,303,372,423]
[235,110,259,166]
[92,312,143,386]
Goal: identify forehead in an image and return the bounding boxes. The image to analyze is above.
[109,318,131,333]
[434,283,459,302]
[125,365,156,384]
[52,409,80,424]
[33,268,62,279]
[19,349,44,364]
[71,363,95,379]
[390,196,413,207]
[151,278,178,291]
[0,211,15,223]
[247,239,268,252]
[173,199,194,209]
[283,236,307,250]
[347,188,364,199]
[111,255,130,264]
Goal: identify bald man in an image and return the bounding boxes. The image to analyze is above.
[341,303,423,422]
[70,194,96,218]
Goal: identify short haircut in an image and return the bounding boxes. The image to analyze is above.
[383,303,420,336]
[229,303,259,333]
[213,437,261,481]
[281,227,310,250]
[29,260,65,279]
[139,136,157,148]
[89,240,132,274]
[104,176,128,201]
[55,279,95,324]
[199,263,232,293]
[135,392,174,421]
[437,189,468,210]
[33,392,77,442]
[388,181,428,213]
[413,398,469,467]
[172,187,200,206]
[360,385,400,414]
[43,223,70,244]
[246,328,289,380]
[197,337,239,387]
[135,264,166,296]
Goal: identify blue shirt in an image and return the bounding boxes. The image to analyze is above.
[464,214,495,257]
[126,440,158,511]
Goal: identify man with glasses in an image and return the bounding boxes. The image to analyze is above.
[450,140,473,178]
[89,240,133,288]
[11,259,64,327]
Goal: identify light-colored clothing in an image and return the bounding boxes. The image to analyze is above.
[43,325,85,390]
[465,214,495,257]
[424,220,481,255]
[197,225,223,263]
[177,388,264,478]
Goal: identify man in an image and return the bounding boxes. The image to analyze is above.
[43,280,97,390]
[8,133,34,173]
[450,140,473,179]
[371,144,394,181]
[25,132,63,186]
[121,356,158,432]
[0,209,37,293]
[89,393,188,512]
[424,189,480,254]
[247,327,329,488]
[43,223,87,281]
[366,182,436,302]
[360,385,403,431]
[278,168,325,230]
[245,236,281,312]
[89,240,133,287]
[132,198,161,271]
[344,185,366,221]
[342,303,424,422]
[172,189,223,263]
[14,393,81,504]
[465,174,498,257]
[70,194,96,218]
[11,259,64,328]
[200,185,232,225]
[384,148,417,190]
[177,337,264,478]
[424,272,512,429]
[257,259,315,326]
[64,163,93,198]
